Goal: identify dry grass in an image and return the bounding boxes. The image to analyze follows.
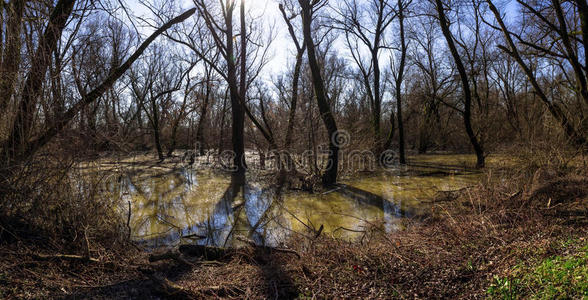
[0,152,135,299]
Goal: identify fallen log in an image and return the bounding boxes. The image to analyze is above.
[178,244,232,261]
[179,239,301,261]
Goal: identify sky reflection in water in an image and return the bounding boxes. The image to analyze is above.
[107,164,480,248]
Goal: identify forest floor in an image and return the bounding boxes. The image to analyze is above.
[1,154,587,299]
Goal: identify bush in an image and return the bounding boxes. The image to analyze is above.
[0,155,126,253]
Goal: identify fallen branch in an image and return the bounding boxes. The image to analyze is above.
[314,224,324,239]
[181,233,206,239]
[32,253,99,263]
[149,250,194,267]
[236,236,301,259]
[179,239,301,261]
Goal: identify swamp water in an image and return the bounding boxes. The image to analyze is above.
[102,156,483,248]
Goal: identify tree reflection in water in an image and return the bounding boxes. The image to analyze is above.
[106,165,478,248]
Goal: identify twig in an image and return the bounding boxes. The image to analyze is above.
[181,233,207,239]
[314,224,324,239]
[322,187,341,195]
[32,253,99,263]
[127,200,132,240]
[83,226,91,260]
[332,226,365,233]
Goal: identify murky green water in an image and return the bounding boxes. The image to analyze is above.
[103,155,482,248]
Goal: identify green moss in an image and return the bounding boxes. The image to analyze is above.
[488,240,588,299]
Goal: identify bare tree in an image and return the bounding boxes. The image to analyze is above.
[434,0,485,168]
[167,62,199,157]
[129,46,190,161]
[435,0,485,168]
[389,0,410,163]
[1,2,196,165]
[409,18,454,153]
[485,0,587,150]
[298,0,340,185]
[195,61,219,156]
[333,0,396,153]
[163,0,271,172]
[279,1,307,153]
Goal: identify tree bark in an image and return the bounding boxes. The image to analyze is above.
[435,0,485,168]
[395,0,407,164]
[0,0,25,111]
[300,0,339,186]
[236,0,248,171]
[224,1,246,172]
[576,0,588,74]
[150,96,164,161]
[279,4,305,151]
[196,69,213,156]
[551,0,588,106]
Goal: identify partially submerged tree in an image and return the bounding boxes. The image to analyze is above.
[129,46,193,161]
[389,0,410,164]
[298,0,340,185]
[164,0,272,172]
[434,0,486,168]
[279,1,307,158]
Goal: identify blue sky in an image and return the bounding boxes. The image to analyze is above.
[124,0,522,80]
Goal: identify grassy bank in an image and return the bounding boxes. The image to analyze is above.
[1,154,587,299]
[488,239,587,299]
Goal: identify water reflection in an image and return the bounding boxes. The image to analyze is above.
[106,164,480,248]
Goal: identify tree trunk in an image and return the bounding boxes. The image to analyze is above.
[551,0,588,106]
[4,0,76,162]
[285,50,303,150]
[196,72,212,156]
[218,90,228,155]
[372,48,382,151]
[279,3,305,174]
[577,0,588,78]
[435,0,485,168]
[150,98,164,161]
[383,106,396,149]
[167,124,178,158]
[300,0,339,186]
[0,0,25,111]
[222,2,247,173]
[396,0,407,164]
